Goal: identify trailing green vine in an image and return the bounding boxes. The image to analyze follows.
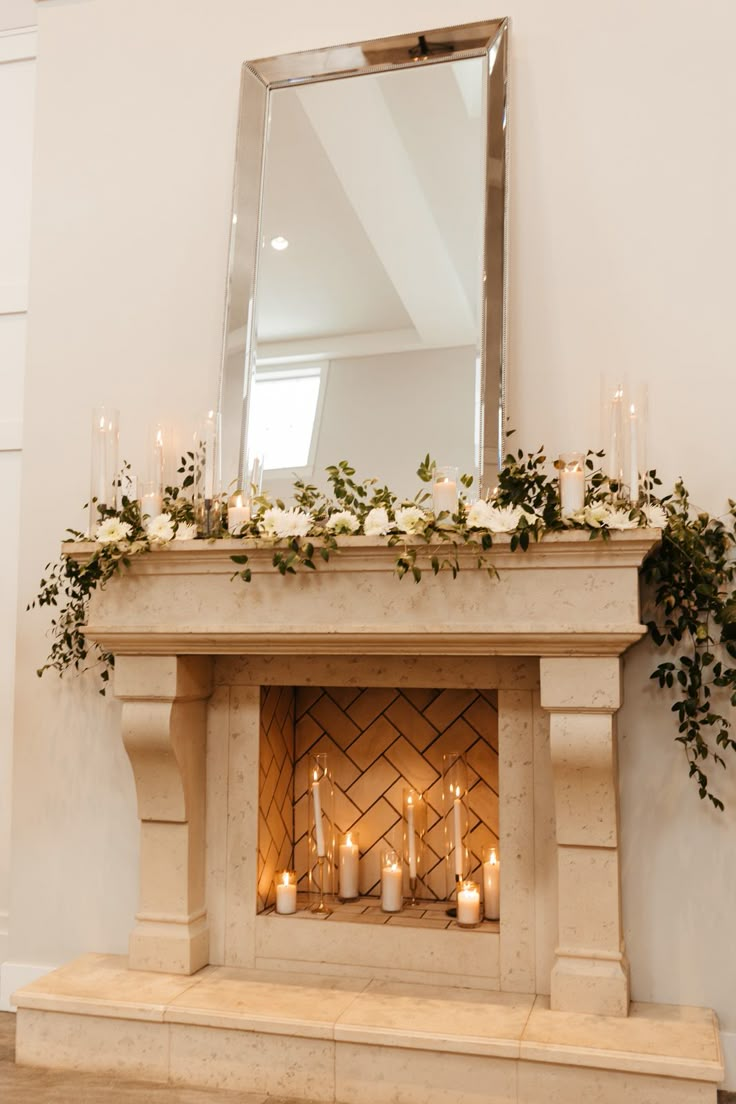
[29,446,736,808]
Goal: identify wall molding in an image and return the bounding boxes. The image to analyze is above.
[0,27,36,64]
[0,422,22,452]
[0,960,56,1013]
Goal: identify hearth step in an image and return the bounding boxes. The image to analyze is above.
[13,954,723,1103]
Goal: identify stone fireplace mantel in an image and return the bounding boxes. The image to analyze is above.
[15,530,726,1101]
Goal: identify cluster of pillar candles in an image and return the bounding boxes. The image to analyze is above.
[273,753,501,928]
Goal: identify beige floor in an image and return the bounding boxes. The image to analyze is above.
[1,1011,733,1103]
[0,1012,300,1103]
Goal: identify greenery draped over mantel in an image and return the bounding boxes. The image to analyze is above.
[29,446,736,810]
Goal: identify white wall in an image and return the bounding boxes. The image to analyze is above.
[6,0,736,1086]
[0,17,35,985]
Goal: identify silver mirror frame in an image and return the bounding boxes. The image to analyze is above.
[218,18,509,490]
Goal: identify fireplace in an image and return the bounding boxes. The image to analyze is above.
[12,531,724,1102]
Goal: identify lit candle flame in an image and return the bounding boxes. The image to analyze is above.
[281,871,290,886]
[490,847,497,866]
[312,769,319,783]
[235,494,243,509]
[630,403,636,416]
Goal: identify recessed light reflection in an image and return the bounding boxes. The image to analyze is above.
[270,236,289,251]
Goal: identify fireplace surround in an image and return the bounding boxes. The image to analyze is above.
[12,531,725,1101]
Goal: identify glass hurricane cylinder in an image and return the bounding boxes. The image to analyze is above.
[483,845,501,920]
[308,752,334,914]
[274,869,297,915]
[626,391,647,504]
[380,848,403,913]
[433,465,459,523]
[89,406,119,536]
[195,410,222,536]
[456,879,481,927]
[403,789,426,905]
[248,453,265,497]
[442,752,470,903]
[338,831,360,901]
[558,452,585,517]
[602,380,626,495]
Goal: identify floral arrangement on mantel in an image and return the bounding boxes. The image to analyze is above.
[30,446,736,810]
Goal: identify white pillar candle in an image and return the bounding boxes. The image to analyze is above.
[406,798,417,881]
[312,774,326,858]
[457,881,480,926]
[559,469,585,515]
[483,849,500,920]
[433,477,458,517]
[141,491,163,520]
[228,494,251,533]
[339,833,359,899]
[381,860,403,913]
[275,872,297,915]
[453,791,464,880]
[629,403,639,502]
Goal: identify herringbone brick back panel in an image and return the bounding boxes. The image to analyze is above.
[257,686,295,910]
[292,687,499,900]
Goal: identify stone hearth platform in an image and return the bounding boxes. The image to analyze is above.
[13,954,723,1103]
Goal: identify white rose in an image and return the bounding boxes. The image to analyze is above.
[605,507,640,531]
[643,503,668,529]
[146,513,175,544]
[327,509,360,535]
[485,505,523,533]
[95,518,132,545]
[466,500,495,530]
[363,507,390,536]
[174,521,197,540]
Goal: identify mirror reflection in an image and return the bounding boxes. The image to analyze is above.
[220,21,508,503]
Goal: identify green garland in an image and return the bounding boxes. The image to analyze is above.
[29,447,736,810]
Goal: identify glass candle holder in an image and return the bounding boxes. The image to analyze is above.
[89,406,119,535]
[249,453,265,497]
[442,752,469,902]
[140,480,163,522]
[603,380,626,495]
[308,752,334,914]
[456,880,481,927]
[195,410,222,536]
[627,396,647,504]
[483,845,501,920]
[227,490,251,534]
[403,789,426,905]
[433,465,459,523]
[381,849,403,913]
[338,831,360,901]
[558,452,585,517]
[275,869,297,915]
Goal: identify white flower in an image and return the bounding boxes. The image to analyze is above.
[394,505,427,534]
[605,507,640,531]
[146,513,175,544]
[174,521,197,540]
[643,503,668,529]
[327,509,360,535]
[466,499,495,530]
[363,506,390,536]
[583,503,612,529]
[95,518,132,545]
[485,505,524,533]
[260,506,312,539]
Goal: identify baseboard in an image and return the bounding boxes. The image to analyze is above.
[722,1029,736,1091]
[0,960,57,1013]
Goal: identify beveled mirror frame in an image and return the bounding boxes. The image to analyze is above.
[218,18,509,490]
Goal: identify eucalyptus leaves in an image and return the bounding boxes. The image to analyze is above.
[29,446,736,809]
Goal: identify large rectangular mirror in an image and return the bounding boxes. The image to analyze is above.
[219,19,508,502]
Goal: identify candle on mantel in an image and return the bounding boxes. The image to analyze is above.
[381,853,403,913]
[228,493,251,534]
[140,489,163,520]
[457,880,480,926]
[629,403,639,503]
[433,467,459,520]
[483,846,500,921]
[312,770,326,858]
[275,870,297,915]
[452,785,464,881]
[558,454,585,516]
[339,832,359,900]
